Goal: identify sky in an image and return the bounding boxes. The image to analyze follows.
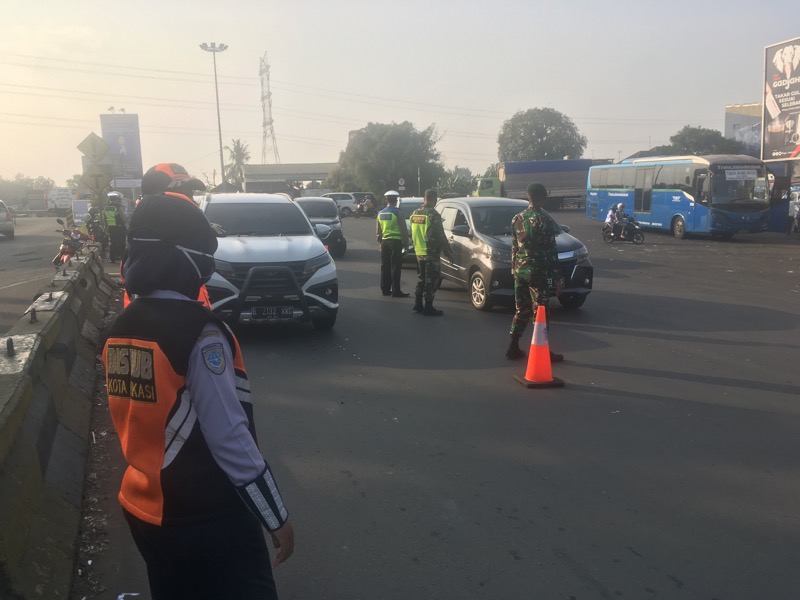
[0,0,797,187]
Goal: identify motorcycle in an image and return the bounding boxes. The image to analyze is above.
[86,213,109,257]
[52,218,91,270]
[353,200,377,218]
[602,218,645,244]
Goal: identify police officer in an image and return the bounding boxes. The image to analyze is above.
[103,193,294,599]
[506,182,565,362]
[376,190,410,297]
[410,189,453,316]
[104,191,127,262]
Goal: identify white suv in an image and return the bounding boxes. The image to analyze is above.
[201,193,339,330]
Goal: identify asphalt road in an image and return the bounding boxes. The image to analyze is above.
[74,210,800,599]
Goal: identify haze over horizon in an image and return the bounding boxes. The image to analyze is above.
[1,0,796,186]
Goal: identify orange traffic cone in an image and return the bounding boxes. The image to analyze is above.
[515,305,564,388]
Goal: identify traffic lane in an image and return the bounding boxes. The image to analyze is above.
[235,217,800,598]
[0,216,63,334]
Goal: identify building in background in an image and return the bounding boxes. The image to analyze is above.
[724,103,761,157]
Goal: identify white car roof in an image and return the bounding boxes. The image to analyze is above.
[204,193,292,205]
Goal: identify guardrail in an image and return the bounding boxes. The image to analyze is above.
[0,251,113,599]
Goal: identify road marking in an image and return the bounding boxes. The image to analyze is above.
[0,274,52,291]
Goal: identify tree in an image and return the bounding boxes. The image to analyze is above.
[437,166,474,197]
[326,122,446,195]
[665,126,743,155]
[66,174,82,187]
[482,163,500,178]
[4,173,56,190]
[497,107,587,162]
[224,139,251,190]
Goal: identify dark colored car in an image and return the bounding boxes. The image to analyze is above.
[294,197,347,258]
[435,197,593,311]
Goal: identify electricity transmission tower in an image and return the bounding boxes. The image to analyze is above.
[259,52,280,164]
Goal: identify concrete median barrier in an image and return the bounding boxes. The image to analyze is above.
[0,252,113,599]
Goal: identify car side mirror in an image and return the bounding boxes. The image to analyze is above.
[451,224,471,237]
[315,224,332,238]
[56,218,65,226]
[560,225,571,233]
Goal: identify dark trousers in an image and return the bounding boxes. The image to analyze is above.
[415,256,441,302]
[380,239,404,294]
[123,508,277,600]
[108,225,126,261]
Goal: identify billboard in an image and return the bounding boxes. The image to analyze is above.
[763,37,800,161]
[99,113,143,179]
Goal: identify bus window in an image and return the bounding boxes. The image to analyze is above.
[634,168,654,212]
[607,168,623,189]
[621,167,636,189]
[694,170,710,204]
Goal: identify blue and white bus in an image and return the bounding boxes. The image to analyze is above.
[586,155,770,239]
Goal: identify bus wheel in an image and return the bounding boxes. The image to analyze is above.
[672,217,686,239]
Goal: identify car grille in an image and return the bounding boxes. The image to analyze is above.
[558,259,578,281]
[223,261,311,296]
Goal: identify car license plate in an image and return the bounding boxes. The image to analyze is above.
[251,306,293,319]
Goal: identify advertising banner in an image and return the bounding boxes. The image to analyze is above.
[763,37,800,161]
[99,114,144,179]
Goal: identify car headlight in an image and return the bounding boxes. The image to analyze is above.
[330,221,342,230]
[214,259,236,279]
[303,251,332,275]
[487,247,512,264]
[559,246,589,261]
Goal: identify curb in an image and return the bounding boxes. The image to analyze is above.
[0,251,113,599]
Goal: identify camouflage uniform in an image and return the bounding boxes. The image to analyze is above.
[410,206,453,302]
[509,204,563,336]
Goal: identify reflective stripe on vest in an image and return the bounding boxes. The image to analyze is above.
[410,212,429,256]
[378,210,401,240]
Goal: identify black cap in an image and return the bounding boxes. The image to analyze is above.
[527,183,548,198]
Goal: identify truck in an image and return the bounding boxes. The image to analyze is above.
[46,188,79,216]
[473,159,613,210]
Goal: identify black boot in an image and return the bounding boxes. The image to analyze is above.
[505,334,525,360]
[422,300,443,316]
[412,295,423,313]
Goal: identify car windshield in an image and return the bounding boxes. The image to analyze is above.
[471,205,531,236]
[399,200,423,214]
[296,201,338,219]
[204,202,312,236]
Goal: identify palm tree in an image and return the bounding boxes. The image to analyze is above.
[224,139,251,190]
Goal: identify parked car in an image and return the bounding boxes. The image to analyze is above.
[294,196,347,258]
[435,197,593,311]
[397,197,424,265]
[0,200,15,239]
[322,192,377,217]
[200,193,339,330]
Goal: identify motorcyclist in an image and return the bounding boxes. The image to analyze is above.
[614,203,632,239]
[357,196,375,216]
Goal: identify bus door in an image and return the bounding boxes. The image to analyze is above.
[693,169,711,232]
[634,168,654,215]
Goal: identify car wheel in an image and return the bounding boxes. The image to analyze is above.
[312,310,337,331]
[469,272,493,311]
[558,293,587,309]
[672,216,686,239]
[340,207,352,217]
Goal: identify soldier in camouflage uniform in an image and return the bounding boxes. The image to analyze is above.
[410,189,454,316]
[506,182,565,361]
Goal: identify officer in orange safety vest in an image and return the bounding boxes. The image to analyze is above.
[103,190,294,599]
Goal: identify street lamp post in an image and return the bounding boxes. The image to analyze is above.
[199,42,228,189]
